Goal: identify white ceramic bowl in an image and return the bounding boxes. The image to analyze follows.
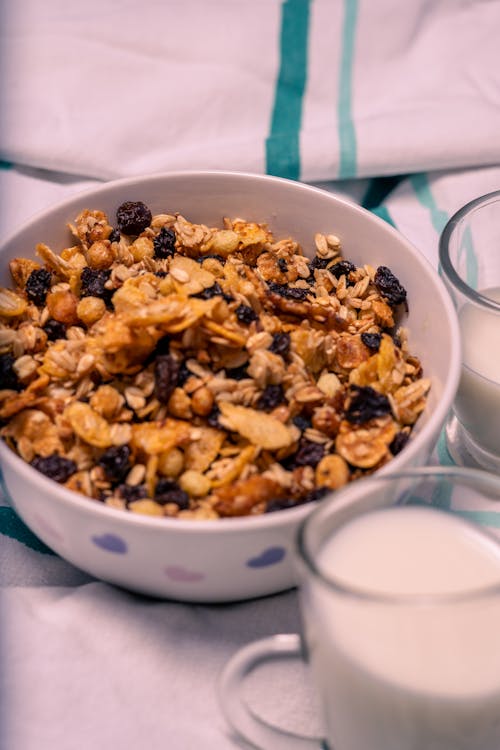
[0,171,460,602]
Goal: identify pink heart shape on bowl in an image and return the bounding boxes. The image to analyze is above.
[165,565,205,583]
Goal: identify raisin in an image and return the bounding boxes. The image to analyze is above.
[80,267,112,304]
[277,258,288,272]
[31,453,77,483]
[309,256,330,272]
[235,304,257,324]
[153,226,176,259]
[269,332,290,356]
[301,486,330,504]
[154,354,180,403]
[118,483,147,505]
[256,384,284,411]
[345,385,391,424]
[226,365,249,381]
[97,445,131,483]
[177,361,191,387]
[116,200,152,235]
[154,479,190,509]
[330,260,356,280]
[43,318,67,341]
[25,268,51,306]
[374,266,407,307]
[294,440,325,467]
[194,283,226,300]
[292,414,312,432]
[207,404,222,428]
[108,229,121,243]
[154,335,171,356]
[265,497,302,513]
[361,332,382,351]
[390,431,410,455]
[0,353,22,391]
[268,282,309,301]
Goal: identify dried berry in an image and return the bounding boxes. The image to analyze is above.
[294,440,325,467]
[108,229,121,243]
[177,361,191,387]
[207,404,222,428]
[0,353,22,391]
[256,384,285,411]
[43,318,67,341]
[268,282,309,301]
[80,267,112,303]
[330,260,356,280]
[301,486,330,504]
[361,332,382,351]
[269,332,290,356]
[116,201,152,235]
[154,335,171,356]
[31,453,77,483]
[154,354,180,403]
[118,483,147,504]
[154,479,190,509]
[194,283,228,300]
[235,304,258,324]
[390,431,410,455]
[374,266,407,307]
[345,385,391,424]
[277,258,288,272]
[226,365,249,381]
[153,226,176,259]
[265,497,302,513]
[25,268,51,306]
[292,414,312,432]
[309,256,330,272]
[97,445,131,483]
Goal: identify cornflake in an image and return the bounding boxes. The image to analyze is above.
[0,200,430,519]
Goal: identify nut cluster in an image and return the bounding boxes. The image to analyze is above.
[0,202,430,519]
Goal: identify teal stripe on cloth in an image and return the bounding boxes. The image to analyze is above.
[337,0,358,179]
[0,160,13,170]
[453,510,500,528]
[369,205,396,227]
[410,173,478,286]
[0,507,55,555]
[0,470,55,554]
[409,173,449,234]
[265,0,311,179]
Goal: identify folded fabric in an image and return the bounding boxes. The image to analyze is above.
[2,0,500,183]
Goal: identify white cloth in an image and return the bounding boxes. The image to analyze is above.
[2,2,500,748]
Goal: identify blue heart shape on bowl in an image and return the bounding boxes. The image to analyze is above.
[246,546,286,568]
[91,533,127,554]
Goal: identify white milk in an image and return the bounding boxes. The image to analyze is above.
[454,285,500,456]
[303,505,500,750]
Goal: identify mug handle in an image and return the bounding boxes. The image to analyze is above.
[217,633,325,750]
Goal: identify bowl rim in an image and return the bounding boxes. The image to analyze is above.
[0,169,461,534]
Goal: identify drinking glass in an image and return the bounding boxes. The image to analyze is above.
[218,467,500,750]
[439,190,500,470]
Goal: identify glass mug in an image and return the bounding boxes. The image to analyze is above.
[439,191,500,471]
[218,467,500,750]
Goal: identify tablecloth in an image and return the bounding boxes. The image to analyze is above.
[2,2,500,748]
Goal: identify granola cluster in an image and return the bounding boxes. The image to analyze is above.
[0,202,430,519]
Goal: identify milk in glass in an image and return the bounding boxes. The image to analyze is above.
[455,285,500,455]
[303,505,500,750]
